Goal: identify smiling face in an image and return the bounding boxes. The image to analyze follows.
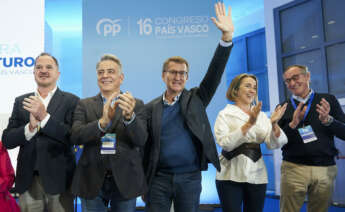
[34,55,60,89]
[235,77,257,106]
[97,60,123,95]
[283,66,310,98]
[162,61,188,96]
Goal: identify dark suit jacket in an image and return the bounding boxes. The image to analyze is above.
[2,89,79,195]
[126,44,232,186]
[70,94,147,200]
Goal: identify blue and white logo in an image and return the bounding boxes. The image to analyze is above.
[96,18,122,37]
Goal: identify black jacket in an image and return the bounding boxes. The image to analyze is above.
[126,44,232,186]
[2,89,79,194]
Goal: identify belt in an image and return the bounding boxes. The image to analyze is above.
[222,143,262,162]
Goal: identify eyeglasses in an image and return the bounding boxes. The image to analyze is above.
[97,69,116,76]
[164,70,188,78]
[284,73,304,85]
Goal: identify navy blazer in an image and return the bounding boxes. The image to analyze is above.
[2,89,79,194]
[126,43,232,186]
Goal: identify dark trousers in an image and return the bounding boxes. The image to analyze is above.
[145,170,202,212]
[216,180,267,212]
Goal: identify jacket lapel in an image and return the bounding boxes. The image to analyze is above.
[179,89,190,117]
[47,89,63,115]
[108,107,122,131]
[91,94,103,119]
[152,97,163,145]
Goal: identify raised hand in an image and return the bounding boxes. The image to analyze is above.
[316,98,331,124]
[117,92,136,121]
[248,101,262,125]
[22,96,47,121]
[271,103,287,124]
[100,92,119,129]
[289,102,307,129]
[211,2,234,42]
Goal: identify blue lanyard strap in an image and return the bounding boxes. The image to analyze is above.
[290,92,315,123]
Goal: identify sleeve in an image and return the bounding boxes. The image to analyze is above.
[125,102,150,148]
[1,98,28,149]
[326,95,345,140]
[214,110,250,152]
[70,100,104,145]
[122,98,146,147]
[262,113,288,150]
[197,44,232,107]
[0,145,15,192]
[24,123,38,141]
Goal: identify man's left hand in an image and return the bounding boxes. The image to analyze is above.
[118,92,136,121]
[316,98,331,124]
[23,96,47,121]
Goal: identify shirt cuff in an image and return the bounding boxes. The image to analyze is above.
[123,113,136,125]
[219,39,233,47]
[98,120,112,133]
[24,123,37,141]
[40,113,50,128]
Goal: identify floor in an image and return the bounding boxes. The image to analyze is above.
[74,196,345,212]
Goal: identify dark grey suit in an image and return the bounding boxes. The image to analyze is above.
[70,94,147,200]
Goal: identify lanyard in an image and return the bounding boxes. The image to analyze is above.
[290,92,315,123]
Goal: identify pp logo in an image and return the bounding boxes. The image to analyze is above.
[96,18,121,36]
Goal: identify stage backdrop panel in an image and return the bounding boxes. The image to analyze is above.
[83,0,229,204]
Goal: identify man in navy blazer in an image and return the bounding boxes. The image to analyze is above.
[122,3,234,212]
[2,53,79,212]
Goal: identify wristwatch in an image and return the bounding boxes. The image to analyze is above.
[323,115,334,126]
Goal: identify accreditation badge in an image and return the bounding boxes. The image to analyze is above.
[298,125,318,143]
[101,133,116,154]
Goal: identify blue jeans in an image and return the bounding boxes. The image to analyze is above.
[145,170,201,212]
[216,180,267,212]
[81,176,136,212]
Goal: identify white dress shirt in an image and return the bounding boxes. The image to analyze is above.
[214,104,288,184]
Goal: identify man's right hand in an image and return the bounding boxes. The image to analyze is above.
[99,92,119,129]
[289,102,307,129]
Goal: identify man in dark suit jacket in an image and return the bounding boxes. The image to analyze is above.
[70,54,147,212]
[278,65,345,212]
[2,53,79,212]
[121,3,234,212]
